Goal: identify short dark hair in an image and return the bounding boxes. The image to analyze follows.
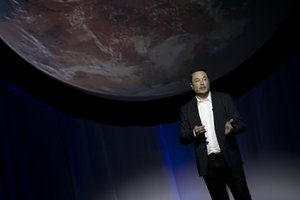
[189,68,208,83]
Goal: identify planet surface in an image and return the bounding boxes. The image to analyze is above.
[0,0,295,100]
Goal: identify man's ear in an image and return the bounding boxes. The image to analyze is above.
[190,84,194,90]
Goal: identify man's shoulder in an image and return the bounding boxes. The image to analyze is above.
[211,91,230,98]
[181,97,196,110]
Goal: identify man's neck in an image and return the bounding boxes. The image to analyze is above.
[196,92,209,100]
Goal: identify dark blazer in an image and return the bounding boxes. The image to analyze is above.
[180,92,246,176]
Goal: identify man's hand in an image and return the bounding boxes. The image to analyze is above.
[194,124,206,137]
[225,119,234,135]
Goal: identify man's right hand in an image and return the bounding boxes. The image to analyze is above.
[194,125,206,136]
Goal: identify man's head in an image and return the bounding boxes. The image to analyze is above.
[190,68,210,98]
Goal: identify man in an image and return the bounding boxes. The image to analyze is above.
[180,68,252,200]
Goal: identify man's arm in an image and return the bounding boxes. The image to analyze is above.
[225,94,246,134]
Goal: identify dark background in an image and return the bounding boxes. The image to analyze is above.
[1,2,300,200]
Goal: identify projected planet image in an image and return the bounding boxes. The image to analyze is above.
[0,0,295,100]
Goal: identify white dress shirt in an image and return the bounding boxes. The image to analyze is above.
[196,92,221,155]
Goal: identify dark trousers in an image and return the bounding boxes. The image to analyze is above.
[203,153,252,200]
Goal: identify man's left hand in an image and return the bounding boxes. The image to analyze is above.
[225,119,234,134]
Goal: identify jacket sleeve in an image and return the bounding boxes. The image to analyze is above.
[225,94,246,134]
[179,107,195,145]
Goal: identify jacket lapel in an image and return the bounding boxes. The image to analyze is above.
[190,97,202,126]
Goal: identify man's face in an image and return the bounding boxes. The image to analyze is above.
[190,71,210,96]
